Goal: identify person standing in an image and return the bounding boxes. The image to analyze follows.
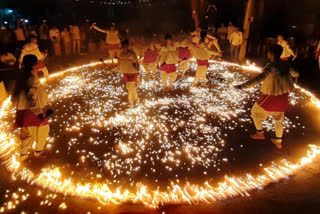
[317,40,320,70]
[229,27,242,60]
[178,39,192,78]
[118,40,140,106]
[91,23,121,60]
[217,23,228,41]
[15,20,27,51]
[39,20,50,54]
[49,26,61,56]
[277,35,296,61]
[192,31,220,87]
[234,45,299,149]
[61,27,72,56]
[143,42,159,80]
[12,54,50,161]
[70,25,81,55]
[159,34,180,92]
[19,35,49,80]
[227,21,236,43]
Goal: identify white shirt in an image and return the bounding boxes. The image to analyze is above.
[49,28,60,41]
[227,26,236,41]
[71,26,80,40]
[230,31,242,46]
[278,40,295,58]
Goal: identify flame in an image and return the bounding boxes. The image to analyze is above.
[0,60,320,209]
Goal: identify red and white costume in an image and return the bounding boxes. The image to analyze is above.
[14,74,49,155]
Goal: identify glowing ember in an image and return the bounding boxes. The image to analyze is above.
[0,59,320,210]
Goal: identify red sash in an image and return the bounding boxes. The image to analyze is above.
[281,57,289,61]
[143,50,158,64]
[256,93,289,112]
[123,73,139,83]
[179,47,191,60]
[160,64,176,73]
[14,110,48,129]
[197,59,209,67]
[107,43,121,50]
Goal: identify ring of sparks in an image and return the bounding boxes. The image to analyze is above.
[1,59,320,208]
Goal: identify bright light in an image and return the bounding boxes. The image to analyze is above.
[24,19,29,23]
[0,59,320,211]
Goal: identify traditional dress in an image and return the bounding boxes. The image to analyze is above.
[93,26,121,59]
[191,41,219,85]
[278,40,295,61]
[239,61,299,139]
[143,43,159,78]
[178,40,192,76]
[119,49,140,105]
[14,74,50,156]
[159,43,180,90]
[19,43,49,79]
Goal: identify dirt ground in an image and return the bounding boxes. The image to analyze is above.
[1,55,320,214]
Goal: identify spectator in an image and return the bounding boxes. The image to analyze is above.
[15,20,27,51]
[229,27,242,60]
[70,25,81,55]
[227,21,236,43]
[49,26,61,56]
[61,27,72,56]
[317,40,320,70]
[39,20,50,53]
[0,27,12,53]
[217,23,228,41]
[0,52,16,66]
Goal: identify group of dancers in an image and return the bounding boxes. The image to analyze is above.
[12,24,299,162]
[90,23,222,106]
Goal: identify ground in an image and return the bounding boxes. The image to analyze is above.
[0,55,320,214]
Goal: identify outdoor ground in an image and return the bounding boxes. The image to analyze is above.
[0,55,320,214]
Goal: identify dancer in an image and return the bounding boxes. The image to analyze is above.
[234,44,299,149]
[277,35,296,61]
[159,34,179,92]
[178,39,192,78]
[12,55,50,161]
[192,31,220,87]
[91,23,121,60]
[143,42,159,80]
[118,40,140,106]
[19,35,49,80]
